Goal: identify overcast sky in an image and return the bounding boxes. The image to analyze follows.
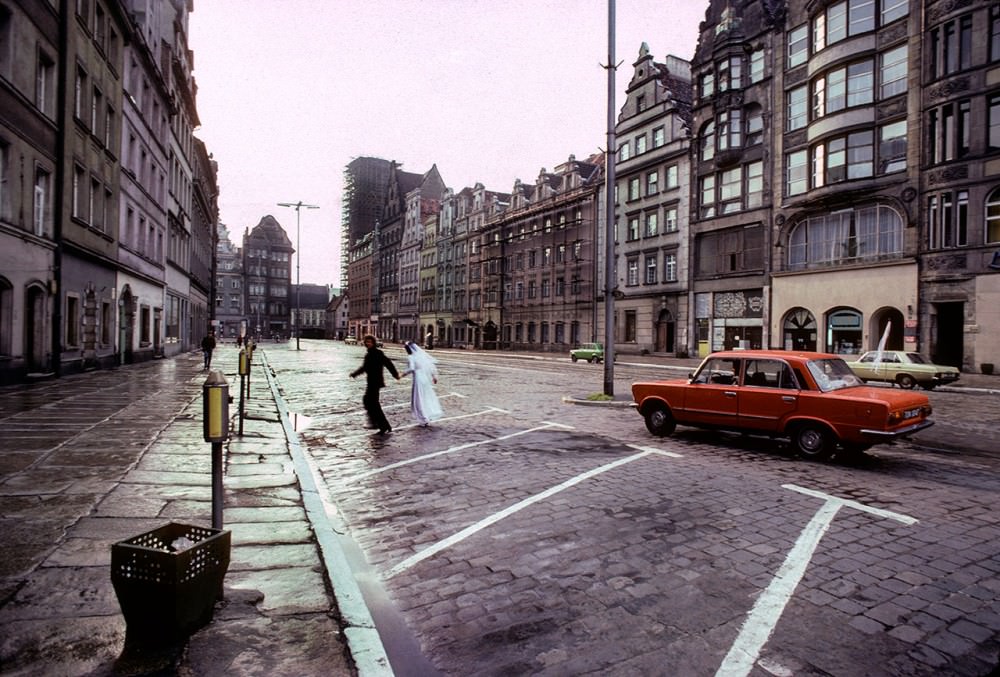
[189,1,708,286]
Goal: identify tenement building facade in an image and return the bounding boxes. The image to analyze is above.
[0,1,218,383]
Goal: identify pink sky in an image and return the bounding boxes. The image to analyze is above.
[189,1,707,285]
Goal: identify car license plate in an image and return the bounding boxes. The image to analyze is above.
[904,408,920,419]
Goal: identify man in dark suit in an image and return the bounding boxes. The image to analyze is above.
[350,335,400,434]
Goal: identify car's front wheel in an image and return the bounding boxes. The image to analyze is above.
[643,403,676,437]
[571,355,578,362]
[792,423,834,461]
[896,373,916,389]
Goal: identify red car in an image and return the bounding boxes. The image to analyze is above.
[631,350,934,460]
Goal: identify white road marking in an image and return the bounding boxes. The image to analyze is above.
[627,443,684,458]
[716,485,917,677]
[353,421,569,478]
[323,407,508,444]
[386,449,669,578]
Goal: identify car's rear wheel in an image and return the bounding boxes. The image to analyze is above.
[896,373,916,389]
[643,404,676,437]
[792,423,834,461]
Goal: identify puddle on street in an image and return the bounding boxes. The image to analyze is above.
[290,412,313,432]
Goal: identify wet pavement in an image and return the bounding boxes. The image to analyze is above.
[0,347,355,676]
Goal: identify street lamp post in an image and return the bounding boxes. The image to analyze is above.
[277,200,319,350]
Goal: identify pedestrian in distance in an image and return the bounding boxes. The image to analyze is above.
[402,341,442,427]
[201,330,216,370]
[350,335,400,435]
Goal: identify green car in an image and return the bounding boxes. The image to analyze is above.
[570,343,604,363]
[845,350,960,390]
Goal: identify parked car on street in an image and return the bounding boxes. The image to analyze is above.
[570,342,604,363]
[844,350,960,390]
[631,350,934,460]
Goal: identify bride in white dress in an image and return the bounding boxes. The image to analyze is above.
[402,341,443,426]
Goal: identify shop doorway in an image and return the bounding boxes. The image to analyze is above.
[656,309,675,353]
[933,302,963,368]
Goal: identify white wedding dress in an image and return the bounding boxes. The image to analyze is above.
[405,344,443,425]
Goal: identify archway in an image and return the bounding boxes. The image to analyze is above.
[782,307,817,351]
[483,321,498,350]
[25,284,47,371]
[825,307,863,355]
[655,309,675,353]
[868,306,904,351]
[119,285,135,364]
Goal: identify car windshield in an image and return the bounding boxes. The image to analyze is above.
[806,358,864,392]
[906,353,930,364]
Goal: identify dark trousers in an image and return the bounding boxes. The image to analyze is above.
[363,386,390,431]
[203,350,212,369]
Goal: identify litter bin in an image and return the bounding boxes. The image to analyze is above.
[111,522,231,647]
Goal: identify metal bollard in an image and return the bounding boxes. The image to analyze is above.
[237,348,250,437]
[202,371,230,530]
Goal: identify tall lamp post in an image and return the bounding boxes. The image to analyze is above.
[278,200,319,350]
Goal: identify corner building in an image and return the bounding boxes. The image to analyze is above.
[694,0,999,371]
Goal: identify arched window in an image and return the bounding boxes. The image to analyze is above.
[782,307,816,351]
[788,204,903,269]
[700,120,716,161]
[986,186,1000,243]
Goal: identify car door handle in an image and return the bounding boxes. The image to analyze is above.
[724,391,737,398]
[782,396,796,402]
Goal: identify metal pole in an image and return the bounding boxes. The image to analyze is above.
[278,201,319,350]
[211,441,223,529]
[603,0,618,396]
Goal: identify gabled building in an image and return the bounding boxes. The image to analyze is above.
[243,215,292,340]
[419,208,440,345]
[614,45,693,356]
[464,183,509,348]
[482,154,604,352]
[690,2,773,355]
[292,282,332,338]
[215,222,243,341]
[399,182,442,344]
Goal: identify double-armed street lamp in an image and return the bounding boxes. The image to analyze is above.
[277,200,319,350]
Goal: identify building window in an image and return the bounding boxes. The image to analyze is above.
[746,105,763,145]
[645,256,658,284]
[645,212,658,237]
[665,164,678,188]
[66,295,80,347]
[989,94,1000,151]
[696,225,764,276]
[882,0,907,25]
[750,48,764,83]
[700,121,716,161]
[928,190,968,249]
[746,161,763,209]
[788,204,903,269]
[879,120,907,173]
[880,44,907,99]
[664,206,678,232]
[628,177,640,200]
[36,51,56,118]
[987,187,1000,243]
[541,279,550,298]
[701,175,716,218]
[627,217,639,241]
[646,170,659,195]
[992,6,1000,63]
[653,126,666,147]
[627,259,639,286]
[787,85,807,131]
[719,167,742,214]
[664,253,678,281]
[625,310,637,342]
[718,109,741,150]
[635,134,647,155]
[930,14,972,79]
[929,99,970,163]
[786,150,808,196]
[788,24,808,68]
[817,130,874,186]
[813,60,874,118]
[619,141,630,162]
[700,70,715,99]
[34,168,50,236]
[718,54,742,91]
